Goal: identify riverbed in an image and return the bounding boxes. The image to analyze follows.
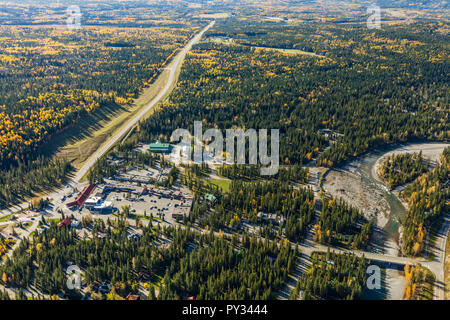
[323,142,449,300]
[324,142,449,247]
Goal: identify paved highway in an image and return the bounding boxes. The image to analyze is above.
[0,20,448,300]
[0,21,215,219]
[74,21,216,183]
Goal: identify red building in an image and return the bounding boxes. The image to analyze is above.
[67,184,95,208]
[58,218,71,228]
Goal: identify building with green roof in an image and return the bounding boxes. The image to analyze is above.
[148,141,172,154]
[205,193,217,204]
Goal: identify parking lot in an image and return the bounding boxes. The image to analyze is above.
[69,177,193,225]
[114,166,171,184]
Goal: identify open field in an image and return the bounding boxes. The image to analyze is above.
[206,179,231,193]
[253,46,326,57]
[210,37,326,58]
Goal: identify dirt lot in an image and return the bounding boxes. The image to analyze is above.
[118,166,171,184]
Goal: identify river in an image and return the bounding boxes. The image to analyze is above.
[358,150,407,240]
[329,142,450,300]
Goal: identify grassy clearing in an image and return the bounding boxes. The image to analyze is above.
[206,179,231,193]
[253,46,326,58]
[194,13,230,19]
[211,38,326,58]
[0,214,12,223]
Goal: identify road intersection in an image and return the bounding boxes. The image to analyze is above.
[0,20,448,300]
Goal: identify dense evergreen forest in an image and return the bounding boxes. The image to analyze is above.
[217,163,309,183]
[290,251,368,300]
[314,198,373,249]
[378,152,428,189]
[158,234,297,299]
[400,147,449,256]
[0,212,296,300]
[0,158,72,209]
[128,20,448,167]
[189,180,316,242]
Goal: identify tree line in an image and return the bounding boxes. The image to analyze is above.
[400,147,449,256]
[378,152,428,190]
[290,250,368,300]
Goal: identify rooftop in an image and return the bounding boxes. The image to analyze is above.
[149,141,172,154]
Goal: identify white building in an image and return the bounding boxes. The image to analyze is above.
[93,201,113,213]
[84,197,103,208]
